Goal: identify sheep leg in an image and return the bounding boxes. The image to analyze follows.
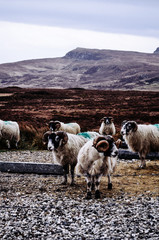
[107,174,112,190]
[15,142,18,149]
[95,175,101,199]
[6,140,11,149]
[91,176,95,190]
[62,164,69,185]
[70,164,75,186]
[139,154,146,168]
[85,174,92,199]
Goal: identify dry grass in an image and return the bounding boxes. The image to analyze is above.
[61,160,159,199]
[97,160,159,198]
[40,160,159,199]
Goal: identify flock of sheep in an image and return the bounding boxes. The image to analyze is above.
[0,117,159,199]
[43,118,159,199]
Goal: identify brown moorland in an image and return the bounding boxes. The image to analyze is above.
[0,87,159,148]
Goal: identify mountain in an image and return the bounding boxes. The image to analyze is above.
[0,47,159,90]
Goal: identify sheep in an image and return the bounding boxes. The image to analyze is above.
[0,120,20,149]
[49,120,80,134]
[120,120,159,168]
[99,117,116,135]
[43,131,99,185]
[76,135,119,199]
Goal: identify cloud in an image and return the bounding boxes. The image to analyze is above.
[0,21,158,64]
[0,0,159,38]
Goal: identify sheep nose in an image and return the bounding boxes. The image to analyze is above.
[115,150,118,155]
[48,146,53,151]
[113,150,118,157]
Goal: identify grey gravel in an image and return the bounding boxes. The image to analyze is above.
[0,150,54,164]
[0,151,159,240]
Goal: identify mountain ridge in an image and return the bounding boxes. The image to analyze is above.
[0,47,159,90]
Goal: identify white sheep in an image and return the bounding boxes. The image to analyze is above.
[43,131,99,185]
[121,121,159,168]
[49,120,80,134]
[0,120,20,149]
[99,117,116,135]
[76,135,119,199]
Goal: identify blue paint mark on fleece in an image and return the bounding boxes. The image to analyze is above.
[154,124,159,130]
[4,121,12,125]
[78,132,92,139]
[66,123,74,126]
[78,132,98,139]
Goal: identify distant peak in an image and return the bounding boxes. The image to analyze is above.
[154,47,159,54]
[64,48,106,60]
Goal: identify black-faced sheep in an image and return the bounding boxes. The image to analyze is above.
[49,120,80,134]
[0,120,20,149]
[43,131,99,185]
[121,121,159,168]
[99,117,116,135]
[76,135,119,199]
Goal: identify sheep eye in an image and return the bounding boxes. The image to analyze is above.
[55,136,60,142]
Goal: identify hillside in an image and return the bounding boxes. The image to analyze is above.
[0,48,159,90]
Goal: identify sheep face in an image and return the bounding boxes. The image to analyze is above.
[47,131,68,151]
[49,121,61,132]
[101,117,113,125]
[93,135,118,157]
[121,121,138,136]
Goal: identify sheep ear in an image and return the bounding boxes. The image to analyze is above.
[115,139,122,149]
[43,131,51,144]
[100,117,104,122]
[131,121,138,132]
[110,117,114,122]
[100,117,107,123]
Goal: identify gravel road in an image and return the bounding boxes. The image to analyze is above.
[0,151,159,240]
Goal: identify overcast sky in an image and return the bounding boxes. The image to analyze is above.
[0,0,159,64]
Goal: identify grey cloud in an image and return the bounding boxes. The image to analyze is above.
[0,0,159,38]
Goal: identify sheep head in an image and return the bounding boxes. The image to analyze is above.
[93,135,119,157]
[121,121,138,136]
[49,120,61,131]
[100,117,113,124]
[47,131,68,151]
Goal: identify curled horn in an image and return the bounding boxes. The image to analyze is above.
[55,121,61,130]
[57,131,68,146]
[42,131,51,144]
[93,136,109,152]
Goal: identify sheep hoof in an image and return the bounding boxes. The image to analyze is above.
[95,190,100,199]
[139,164,146,169]
[85,192,92,200]
[108,183,112,190]
[61,181,67,185]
